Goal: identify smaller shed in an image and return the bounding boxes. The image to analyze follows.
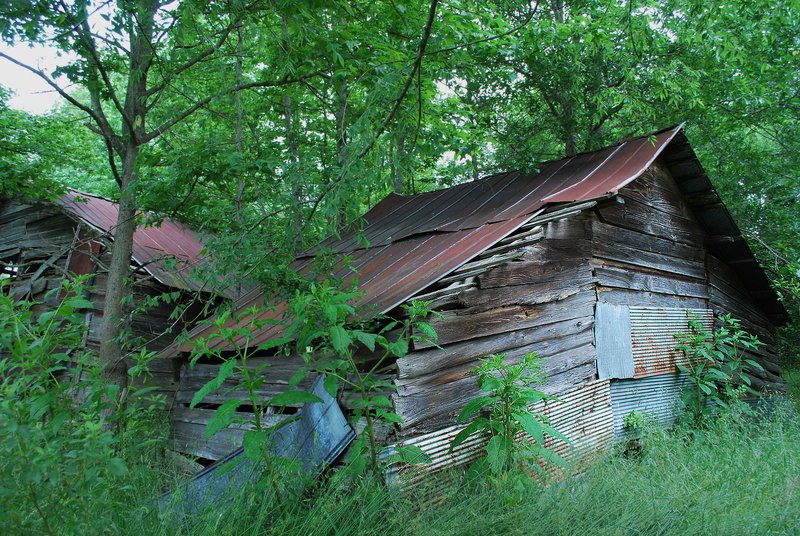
[162,126,787,477]
[0,189,226,397]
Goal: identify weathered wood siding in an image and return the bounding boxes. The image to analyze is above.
[0,202,76,304]
[592,161,710,311]
[706,255,784,390]
[168,157,786,463]
[0,200,201,398]
[393,214,598,438]
[592,160,783,391]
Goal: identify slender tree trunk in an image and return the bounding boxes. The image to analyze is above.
[99,149,137,391]
[334,73,349,227]
[465,81,480,181]
[393,133,405,194]
[470,154,480,181]
[283,93,302,236]
[282,15,302,239]
[551,0,580,156]
[98,0,156,397]
[235,26,245,230]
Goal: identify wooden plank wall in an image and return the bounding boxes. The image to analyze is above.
[706,255,784,390]
[0,202,76,304]
[592,160,784,391]
[393,215,598,438]
[0,200,203,399]
[168,157,787,460]
[171,350,395,460]
[592,161,710,311]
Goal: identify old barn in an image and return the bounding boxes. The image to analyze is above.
[163,125,787,476]
[0,189,225,398]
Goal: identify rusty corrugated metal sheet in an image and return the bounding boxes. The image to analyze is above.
[630,307,713,378]
[56,190,220,295]
[385,380,612,488]
[167,127,685,355]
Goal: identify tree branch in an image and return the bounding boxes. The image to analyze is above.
[67,0,131,137]
[354,0,440,161]
[0,51,119,143]
[145,7,253,98]
[142,70,328,143]
[424,1,539,58]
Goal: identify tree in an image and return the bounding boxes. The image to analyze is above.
[0,1,329,393]
[1,0,448,397]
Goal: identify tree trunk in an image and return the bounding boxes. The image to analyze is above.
[235,26,246,230]
[98,0,156,401]
[393,133,405,194]
[334,73,349,227]
[99,149,137,391]
[281,15,303,241]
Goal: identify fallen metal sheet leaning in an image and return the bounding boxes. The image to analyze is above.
[158,375,354,516]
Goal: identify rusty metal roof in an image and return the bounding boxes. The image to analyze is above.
[164,124,788,356]
[57,189,216,295]
[166,126,692,355]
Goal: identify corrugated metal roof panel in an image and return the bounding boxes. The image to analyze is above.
[543,127,683,203]
[55,190,224,296]
[168,127,685,355]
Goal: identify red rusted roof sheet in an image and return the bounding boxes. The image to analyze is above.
[56,190,219,295]
[164,126,685,355]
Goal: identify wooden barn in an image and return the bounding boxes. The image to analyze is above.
[161,125,788,476]
[0,189,226,398]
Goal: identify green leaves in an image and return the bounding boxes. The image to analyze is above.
[242,430,267,461]
[190,358,236,409]
[269,390,323,407]
[450,352,568,477]
[206,399,242,438]
[327,325,351,355]
[675,312,765,425]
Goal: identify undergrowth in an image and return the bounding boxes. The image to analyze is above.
[134,400,800,536]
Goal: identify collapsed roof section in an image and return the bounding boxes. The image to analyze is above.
[57,189,230,297]
[164,125,787,356]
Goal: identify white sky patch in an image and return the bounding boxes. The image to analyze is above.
[0,42,75,114]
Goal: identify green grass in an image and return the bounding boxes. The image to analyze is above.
[133,402,800,536]
[14,372,800,535]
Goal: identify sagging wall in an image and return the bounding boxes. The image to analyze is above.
[1,201,77,303]
[169,158,785,467]
[0,200,200,399]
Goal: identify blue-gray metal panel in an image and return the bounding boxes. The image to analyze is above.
[595,303,634,380]
[610,373,690,440]
[159,375,355,515]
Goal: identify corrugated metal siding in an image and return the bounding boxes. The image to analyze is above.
[610,373,690,440]
[629,307,713,378]
[385,380,612,488]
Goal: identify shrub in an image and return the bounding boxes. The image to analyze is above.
[451,352,568,477]
[0,279,165,534]
[675,312,764,425]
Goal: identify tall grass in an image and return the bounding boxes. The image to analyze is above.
[135,401,800,536]
[18,374,800,535]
